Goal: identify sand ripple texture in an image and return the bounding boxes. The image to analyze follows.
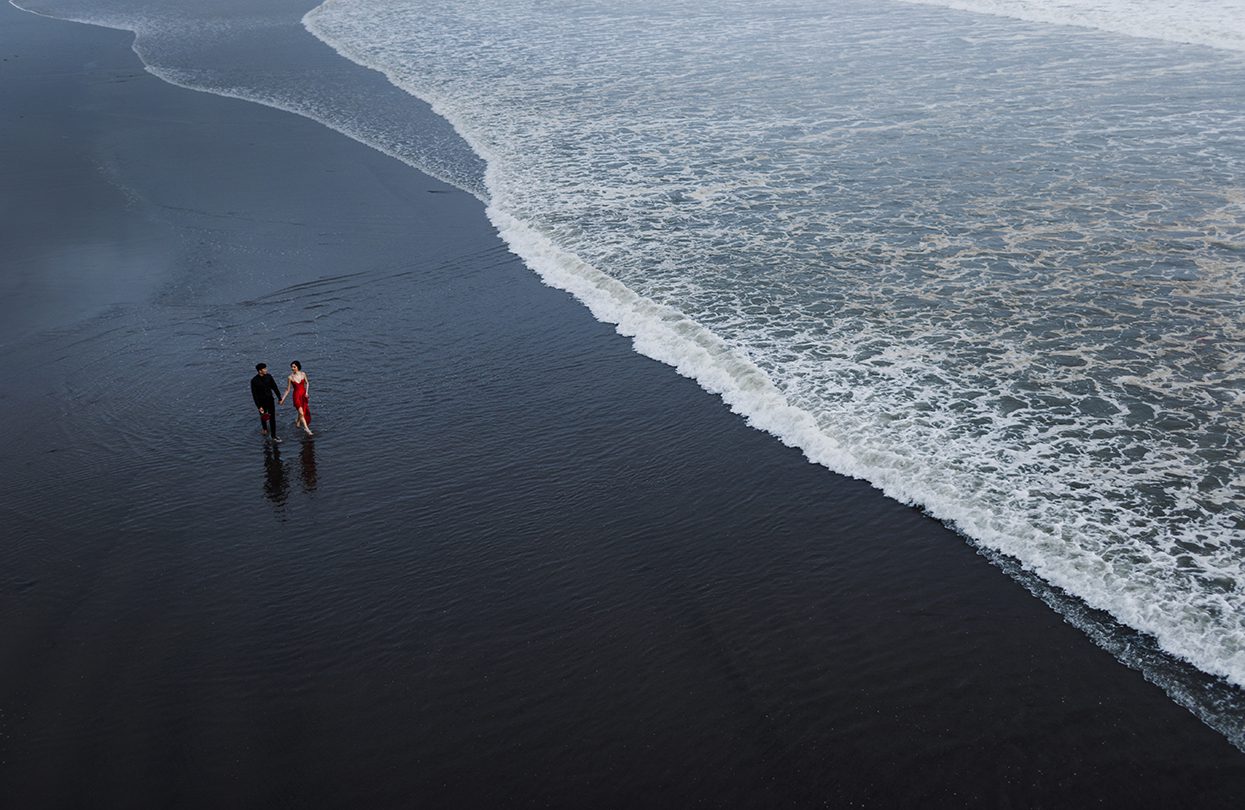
[303,0,1245,691]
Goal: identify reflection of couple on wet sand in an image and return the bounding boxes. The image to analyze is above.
[249,360,313,442]
[262,439,317,505]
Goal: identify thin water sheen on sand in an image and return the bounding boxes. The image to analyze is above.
[3,0,1245,804]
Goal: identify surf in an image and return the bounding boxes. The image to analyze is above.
[302,0,1245,695]
[896,0,1245,53]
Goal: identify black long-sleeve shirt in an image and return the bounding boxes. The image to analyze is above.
[251,373,281,409]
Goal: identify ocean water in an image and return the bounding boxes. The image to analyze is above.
[14,0,1245,747]
[899,0,1245,52]
[311,0,1245,693]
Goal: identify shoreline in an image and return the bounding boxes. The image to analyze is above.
[2,2,1244,805]
[304,0,1245,696]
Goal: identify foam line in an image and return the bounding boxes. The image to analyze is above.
[895,0,1245,52]
[301,0,1245,695]
[8,0,486,198]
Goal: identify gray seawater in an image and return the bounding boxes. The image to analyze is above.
[15,0,1245,747]
[306,0,1245,687]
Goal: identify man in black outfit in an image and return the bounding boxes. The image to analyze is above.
[250,362,283,442]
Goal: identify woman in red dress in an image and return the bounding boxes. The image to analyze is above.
[279,360,313,437]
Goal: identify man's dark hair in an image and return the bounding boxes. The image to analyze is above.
[256,363,267,372]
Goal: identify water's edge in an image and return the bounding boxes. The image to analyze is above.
[12,0,1244,752]
[7,0,484,198]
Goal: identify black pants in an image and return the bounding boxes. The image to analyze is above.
[258,403,278,438]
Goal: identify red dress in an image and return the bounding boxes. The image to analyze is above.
[291,377,311,424]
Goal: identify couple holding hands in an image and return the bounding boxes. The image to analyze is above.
[250,361,313,441]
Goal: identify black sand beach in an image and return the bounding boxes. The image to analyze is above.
[2,3,1244,806]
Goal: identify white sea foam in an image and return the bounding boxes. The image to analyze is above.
[301,0,1245,694]
[8,0,486,196]
[897,0,1245,52]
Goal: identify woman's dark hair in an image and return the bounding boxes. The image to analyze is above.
[290,360,302,371]
[256,363,267,372]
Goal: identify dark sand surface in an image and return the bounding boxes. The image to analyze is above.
[2,4,1244,806]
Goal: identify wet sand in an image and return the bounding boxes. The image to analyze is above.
[2,3,1244,806]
